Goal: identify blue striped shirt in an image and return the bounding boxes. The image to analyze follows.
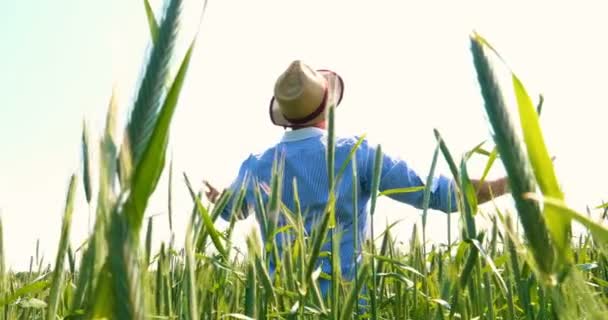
[220,127,457,291]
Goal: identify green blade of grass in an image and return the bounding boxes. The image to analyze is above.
[154,244,163,315]
[145,217,153,267]
[143,0,159,43]
[47,174,77,320]
[350,155,360,318]
[246,231,276,306]
[422,143,440,230]
[184,173,227,258]
[379,186,425,197]
[184,221,198,320]
[335,135,366,186]
[0,215,4,303]
[81,120,93,205]
[370,145,383,217]
[536,94,544,116]
[127,0,182,167]
[99,94,119,217]
[595,202,608,209]
[466,140,488,160]
[369,145,383,320]
[327,100,340,319]
[305,197,334,286]
[433,129,461,186]
[526,194,608,245]
[469,238,508,297]
[168,156,174,231]
[460,159,478,237]
[327,103,335,191]
[449,233,484,318]
[108,202,146,319]
[127,38,196,232]
[340,260,370,320]
[0,279,50,307]
[477,147,498,190]
[90,262,115,319]
[420,143,440,319]
[513,75,571,263]
[470,33,554,277]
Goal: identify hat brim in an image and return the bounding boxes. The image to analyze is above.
[269,70,344,127]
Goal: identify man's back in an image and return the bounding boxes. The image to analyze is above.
[221,127,457,289]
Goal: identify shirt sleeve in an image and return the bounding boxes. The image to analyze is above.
[362,141,458,213]
[220,155,256,221]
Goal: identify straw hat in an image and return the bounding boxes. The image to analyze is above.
[269,60,344,127]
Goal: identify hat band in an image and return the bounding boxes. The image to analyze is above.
[282,85,328,125]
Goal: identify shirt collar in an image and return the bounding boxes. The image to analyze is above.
[281,127,326,142]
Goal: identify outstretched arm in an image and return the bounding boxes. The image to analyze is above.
[470,177,509,204]
[362,141,511,213]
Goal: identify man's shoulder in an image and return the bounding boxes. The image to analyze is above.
[334,134,372,151]
[335,134,368,145]
[244,144,282,165]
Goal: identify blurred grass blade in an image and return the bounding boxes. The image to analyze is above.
[0,215,6,288]
[143,0,159,43]
[369,145,382,320]
[184,173,227,258]
[81,120,93,204]
[460,160,478,238]
[0,215,4,304]
[420,143,440,319]
[244,251,257,317]
[422,144,440,229]
[47,174,77,320]
[305,197,334,286]
[470,33,554,277]
[96,100,118,240]
[596,202,608,209]
[168,156,174,231]
[477,30,573,268]
[340,260,370,320]
[513,75,571,261]
[370,146,383,217]
[0,279,50,307]
[108,204,146,319]
[379,186,425,197]
[466,140,487,160]
[469,238,508,296]
[350,155,360,317]
[478,147,498,189]
[184,221,198,320]
[71,236,96,312]
[434,129,461,186]
[145,217,153,267]
[127,0,182,167]
[327,98,340,319]
[90,262,115,319]
[526,194,608,245]
[127,38,196,231]
[246,230,276,306]
[335,135,366,185]
[536,94,544,116]
[327,103,335,190]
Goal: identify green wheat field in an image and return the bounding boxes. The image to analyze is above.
[2,1,608,319]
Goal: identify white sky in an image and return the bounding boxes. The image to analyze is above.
[1,0,607,270]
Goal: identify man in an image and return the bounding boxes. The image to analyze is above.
[205,60,509,293]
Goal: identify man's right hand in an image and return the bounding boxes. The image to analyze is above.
[204,180,221,204]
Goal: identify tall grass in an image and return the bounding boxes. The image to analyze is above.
[1,2,608,319]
